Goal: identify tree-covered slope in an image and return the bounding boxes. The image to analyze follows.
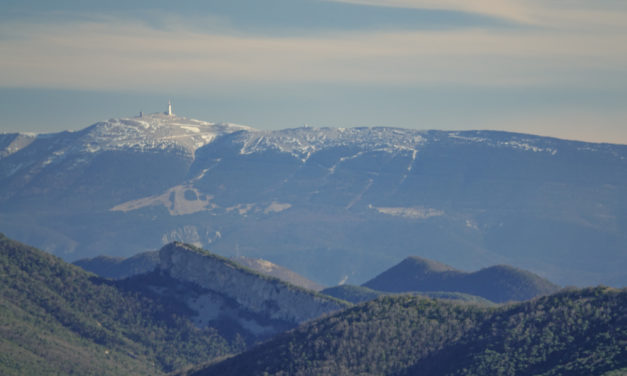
[400,287,627,376]
[0,234,243,375]
[363,256,560,302]
[184,287,626,376]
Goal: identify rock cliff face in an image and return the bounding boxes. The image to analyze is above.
[159,243,346,324]
[232,256,324,291]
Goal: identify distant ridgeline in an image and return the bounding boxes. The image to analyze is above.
[361,256,560,303]
[75,251,324,291]
[77,249,558,304]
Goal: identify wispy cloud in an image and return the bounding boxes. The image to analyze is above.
[0,13,625,92]
[326,0,627,29]
[325,0,533,23]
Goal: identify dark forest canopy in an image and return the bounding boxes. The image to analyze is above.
[0,234,244,375]
[185,287,626,376]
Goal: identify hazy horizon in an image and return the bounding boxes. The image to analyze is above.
[1,0,626,144]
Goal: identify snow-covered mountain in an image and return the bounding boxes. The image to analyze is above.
[75,113,252,155]
[1,113,626,288]
[0,113,251,206]
[0,113,250,180]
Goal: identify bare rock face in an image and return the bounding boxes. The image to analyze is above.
[159,242,346,324]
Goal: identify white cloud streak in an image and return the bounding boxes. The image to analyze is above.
[325,0,534,23]
[0,4,626,92]
[325,0,627,29]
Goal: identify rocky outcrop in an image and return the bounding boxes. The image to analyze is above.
[159,242,346,324]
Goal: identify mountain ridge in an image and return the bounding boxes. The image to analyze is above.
[363,256,560,302]
[1,115,626,287]
[74,251,325,291]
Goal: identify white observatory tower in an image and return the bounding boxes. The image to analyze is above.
[167,100,173,116]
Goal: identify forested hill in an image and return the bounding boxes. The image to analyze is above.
[184,287,627,376]
[0,234,243,375]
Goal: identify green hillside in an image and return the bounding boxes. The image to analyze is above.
[185,287,626,376]
[400,287,627,375]
[0,234,243,375]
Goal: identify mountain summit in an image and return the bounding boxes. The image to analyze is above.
[0,112,252,158]
[76,113,252,156]
[0,113,252,209]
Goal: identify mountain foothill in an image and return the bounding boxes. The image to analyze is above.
[2,233,626,375]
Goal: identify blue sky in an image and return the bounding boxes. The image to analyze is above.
[1,0,626,143]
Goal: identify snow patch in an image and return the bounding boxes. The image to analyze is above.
[226,202,292,216]
[500,140,557,154]
[238,127,427,159]
[330,152,365,174]
[177,125,200,133]
[346,178,373,209]
[407,149,418,172]
[253,259,277,273]
[448,133,488,143]
[264,202,292,214]
[448,132,558,155]
[373,205,444,219]
[226,203,255,216]
[465,219,479,230]
[76,113,253,156]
